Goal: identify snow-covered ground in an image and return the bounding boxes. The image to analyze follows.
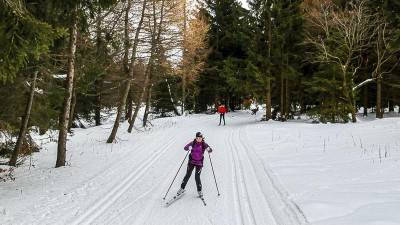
[1,110,400,225]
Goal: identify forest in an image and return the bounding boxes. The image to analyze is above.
[1,0,400,167]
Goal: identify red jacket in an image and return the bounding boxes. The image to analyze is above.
[218,106,227,114]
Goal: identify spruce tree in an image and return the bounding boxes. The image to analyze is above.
[0,0,60,83]
[200,0,250,111]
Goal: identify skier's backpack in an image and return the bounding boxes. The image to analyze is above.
[191,139,206,153]
[189,139,206,163]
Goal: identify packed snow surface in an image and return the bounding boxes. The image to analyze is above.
[1,110,400,225]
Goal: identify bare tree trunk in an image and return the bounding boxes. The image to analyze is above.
[342,66,357,123]
[107,0,134,143]
[350,92,357,122]
[280,74,285,121]
[107,0,147,143]
[128,63,151,132]
[182,74,186,114]
[107,80,132,143]
[286,78,290,119]
[266,78,271,120]
[389,100,394,112]
[126,92,133,121]
[265,7,272,121]
[95,79,102,126]
[332,93,337,122]
[305,0,376,123]
[143,85,152,127]
[9,71,38,166]
[363,85,368,116]
[166,78,180,115]
[181,0,187,115]
[376,76,383,118]
[95,8,103,126]
[68,91,77,131]
[56,13,77,167]
[128,0,166,133]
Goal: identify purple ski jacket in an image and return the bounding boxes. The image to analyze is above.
[184,141,212,166]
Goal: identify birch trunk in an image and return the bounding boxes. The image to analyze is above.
[56,13,77,167]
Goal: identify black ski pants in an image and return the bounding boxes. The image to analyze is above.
[180,162,203,191]
[219,113,225,125]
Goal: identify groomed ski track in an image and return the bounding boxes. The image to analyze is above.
[18,111,308,225]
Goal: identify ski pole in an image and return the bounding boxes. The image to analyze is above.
[163,150,190,200]
[208,151,220,196]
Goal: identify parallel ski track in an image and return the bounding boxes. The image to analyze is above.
[224,118,308,225]
[69,130,188,224]
[69,117,214,225]
[226,127,253,224]
[29,113,308,225]
[96,116,216,224]
[238,126,309,225]
[227,125,275,225]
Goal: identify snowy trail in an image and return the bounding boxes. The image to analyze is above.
[3,111,400,225]
[85,111,306,225]
[67,115,217,225]
[2,112,307,225]
[69,129,189,225]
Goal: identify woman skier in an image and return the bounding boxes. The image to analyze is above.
[177,132,213,197]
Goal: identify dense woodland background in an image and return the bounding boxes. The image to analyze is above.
[1,0,400,167]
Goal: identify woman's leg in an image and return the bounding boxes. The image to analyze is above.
[180,163,195,189]
[194,165,203,191]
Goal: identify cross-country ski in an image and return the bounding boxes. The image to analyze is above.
[165,193,185,205]
[199,196,207,206]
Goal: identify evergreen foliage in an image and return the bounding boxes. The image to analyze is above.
[1,0,400,166]
[0,0,64,83]
[199,0,250,111]
[152,75,180,117]
[152,47,180,117]
[304,64,351,123]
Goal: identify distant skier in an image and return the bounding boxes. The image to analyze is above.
[177,132,213,198]
[217,104,227,126]
[251,106,259,115]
